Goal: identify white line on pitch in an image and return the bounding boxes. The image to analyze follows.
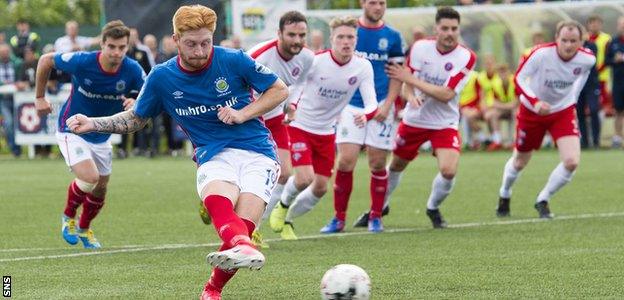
[1,211,623,263]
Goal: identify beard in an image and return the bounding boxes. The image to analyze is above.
[365,11,382,23]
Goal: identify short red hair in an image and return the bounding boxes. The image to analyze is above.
[172,5,217,36]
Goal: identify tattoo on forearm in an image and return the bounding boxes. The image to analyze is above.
[92,110,148,134]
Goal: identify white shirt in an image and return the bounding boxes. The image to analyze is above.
[54,35,93,53]
[403,39,477,130]
[516,43,596,114]
[248,39,314,120]
[290,50,378,135]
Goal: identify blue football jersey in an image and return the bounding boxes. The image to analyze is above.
[55,51,145,143]
[133,46,279,165]
[350,22,405,108]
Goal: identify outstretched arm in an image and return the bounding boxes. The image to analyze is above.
[67,110,149,134]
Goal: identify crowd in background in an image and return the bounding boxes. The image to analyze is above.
[1,12,623,159]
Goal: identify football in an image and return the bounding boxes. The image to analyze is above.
[320,264,371,300]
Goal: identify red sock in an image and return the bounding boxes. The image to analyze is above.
[333,170,353,221]
[370,170,388,219]
[203,195,253,248]
[78,194,105,229]
[64,181,86,218]
[204,219,256,293]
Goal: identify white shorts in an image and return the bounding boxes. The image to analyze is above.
[196,148,280,203]
[336,103,398,150]
[56,131,113,176]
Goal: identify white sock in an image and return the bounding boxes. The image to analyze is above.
[280,176,300,207]
[537,163,574,203]
[383,170,403,209]
[426,173,455,210]
[477,131,487,142]
[261,183,285,223]
[491,131,501,144]
[499,156,520,198]
[285,186,320,222]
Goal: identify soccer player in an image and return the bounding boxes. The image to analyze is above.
[269,16,378,239]
[384,7,476,228]
[34,20,145,249]
[326,0,404,233]
[65,5,288,299]
[246,11,314,247]
[496,21,595,219]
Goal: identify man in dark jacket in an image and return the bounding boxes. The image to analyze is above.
[577,40,601,149]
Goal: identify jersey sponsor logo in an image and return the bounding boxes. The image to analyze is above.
[421,73,447,86]
[348,76,357,85]
[573,67,581,75]
[77,86,123,101]
[444,62,453,71]
[292,67,301,77]
[174,97,239,116]
[354,50,389,62]
[214,77,230,96]
[116,80,126,92]
[255,62,272,74]
[378,38,388,51]
[317,87,349,99]
[543,79,573,89]
[172,90,184,99]
[61,52,75,62]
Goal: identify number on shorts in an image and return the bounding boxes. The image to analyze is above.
[265,168,278,187]
[379,123,393,138]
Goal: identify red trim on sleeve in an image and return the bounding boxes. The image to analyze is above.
[446,49,477,89]
[249,39,278,59]
[512,44,555,107]
[365,108,378,121]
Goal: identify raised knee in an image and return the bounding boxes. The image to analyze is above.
[440,168,456,180]
[295,176,313,190]
[312,185,327,197]
[278,171,291,183]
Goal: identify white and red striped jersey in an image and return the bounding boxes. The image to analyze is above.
[515,42,596,114]
[404,39,476,130]
[248,39,315,120]
[290,50,378,135]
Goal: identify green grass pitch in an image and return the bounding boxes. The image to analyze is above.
[1,149,623,299]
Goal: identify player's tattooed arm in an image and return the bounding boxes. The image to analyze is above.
[92,110,149,133]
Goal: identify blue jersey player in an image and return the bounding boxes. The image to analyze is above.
[35,20,145,249]
[324,0,405,234]
[66,5,288,299]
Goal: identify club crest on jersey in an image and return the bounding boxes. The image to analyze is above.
[214,77,230,94]
[348,76,357,85]
[292,67,301,77]
[116,80,126,92]
[255,62,272,74]
[444,62,453,71]
[573,67,581,75]
[378,38,388,51]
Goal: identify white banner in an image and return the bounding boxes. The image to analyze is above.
[13,89,120,145]
[232,0,306,49]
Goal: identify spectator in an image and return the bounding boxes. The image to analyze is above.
[0,44,23,157]
[405,25,426,55]
[142,34,163,63]
[309,29,325,53]
[230,34,243,50]
[0,32,6,44]
[10,20,40,58]
[587,14,612,118]
[219,39,234,48]
[54,20,96,53]
[159,35,183,155]
[577,38,601,149]
[160,36,177,60]
[606,16,624,149]
[483,63,517,150]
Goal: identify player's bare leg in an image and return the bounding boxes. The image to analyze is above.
[426,148,459,228]
[497,149,532,217]
[535,136,580,218]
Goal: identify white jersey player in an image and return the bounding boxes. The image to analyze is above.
[269,16,378,240]
[385,7,476,228]
[496,20,595,219]
[245,11,314,248]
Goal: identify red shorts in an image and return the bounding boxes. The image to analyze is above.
[288,126,335,177]
[515,104,579,152]
[393,122,461,161]
[265,114,290,150]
